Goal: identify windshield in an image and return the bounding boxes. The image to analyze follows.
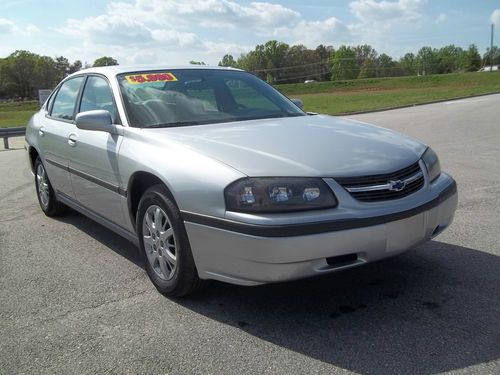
[117,69,305,128]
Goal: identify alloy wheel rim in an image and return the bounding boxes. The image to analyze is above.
[36,163,50,208]
[142,205,177,280]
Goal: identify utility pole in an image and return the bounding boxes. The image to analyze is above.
[491,23,494,72]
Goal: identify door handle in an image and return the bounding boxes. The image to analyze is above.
[68,133,78,147]
[39,127,45,137]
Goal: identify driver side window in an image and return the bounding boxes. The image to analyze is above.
[79,76,119,123]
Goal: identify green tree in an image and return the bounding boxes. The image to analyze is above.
[93,56,118,67]
[283,44,323,83]
[35,55,58,90]
[376,53,396,77]
[2,50,38,98]
[218,54,238,68]
[483,46,500,66]
[463,45,481,71]
[54,56,69,81]
[262,40,289,83]
[330,46,357,80]
[436,45,464,73]
[354,45,377,69]
[237,49,266,79]
[399,53,417,75]
[0,51,63,98]
[358,59,377,79]
[314,44,334,81]
[416,46,438,75]
[315,44,333,62]
[0,58,7,98]
[69,60,83,74]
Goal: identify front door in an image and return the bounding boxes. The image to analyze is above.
[68,75,129,229]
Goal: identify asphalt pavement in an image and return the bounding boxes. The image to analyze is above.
[1,94,499,374]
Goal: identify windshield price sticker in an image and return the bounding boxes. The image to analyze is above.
[125,73,178,84]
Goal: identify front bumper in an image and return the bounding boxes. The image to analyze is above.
[184,174,458,286]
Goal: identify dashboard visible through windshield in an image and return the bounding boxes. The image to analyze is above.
[117,69,305,128]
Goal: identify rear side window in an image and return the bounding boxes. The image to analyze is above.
[79,76,119,123]
[51,77,85,121]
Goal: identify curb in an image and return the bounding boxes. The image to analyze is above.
[336,91,500,116]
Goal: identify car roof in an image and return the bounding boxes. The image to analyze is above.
[67,65,243,80]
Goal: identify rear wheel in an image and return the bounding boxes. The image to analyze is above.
[137,184,204,297]
[34,157,67,216]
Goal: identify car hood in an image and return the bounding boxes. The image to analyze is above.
[150,115,427,177]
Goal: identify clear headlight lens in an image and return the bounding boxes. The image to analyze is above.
[225,177,337,213]
[422,147,441,182]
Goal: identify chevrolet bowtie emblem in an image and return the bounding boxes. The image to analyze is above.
[388,179,406,192]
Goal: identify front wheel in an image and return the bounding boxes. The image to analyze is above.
[136,185,204,297]
[34,157,67,216]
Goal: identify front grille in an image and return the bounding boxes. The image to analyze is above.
[335,161,425,202]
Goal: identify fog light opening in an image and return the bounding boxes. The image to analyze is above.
[326,253,358,268]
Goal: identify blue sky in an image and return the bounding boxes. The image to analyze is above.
[0,0,499,65]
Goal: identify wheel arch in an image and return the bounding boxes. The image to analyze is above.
[127,171,179,229]
[28,146,40,173]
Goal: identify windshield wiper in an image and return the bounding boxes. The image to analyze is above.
[142,112,305,128]
[237,113,304,121]
[142,121,203,128]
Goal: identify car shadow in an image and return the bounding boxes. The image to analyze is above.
[54,208,144,269]
[176,241,500,374]
[52,210,499,373]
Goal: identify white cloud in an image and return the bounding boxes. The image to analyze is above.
[276,17,352,46]
[46,0,432,65]
[0,18,15,33]
[103,0,299,31]
[350,0,426,29]
[54,0,324,64]
[151,29,201,47]
[202,41,253,56]
[130,50,158,65]
[0,17,39,35]
[491,9,500,26]
[435,13,447,24]
[56,1,301,45]
[59,15,152,44]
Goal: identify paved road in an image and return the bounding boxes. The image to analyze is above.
[1,95,499,374]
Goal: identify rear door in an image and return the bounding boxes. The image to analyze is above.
[39,76,85,198]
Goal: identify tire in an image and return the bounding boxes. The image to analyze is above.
[136,184,204,297]
[34,157,67,216]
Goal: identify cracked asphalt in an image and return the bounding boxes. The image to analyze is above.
[1,94,499,374]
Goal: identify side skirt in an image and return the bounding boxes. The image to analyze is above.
[56,191,139,246]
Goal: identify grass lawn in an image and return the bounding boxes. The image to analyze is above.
[0,101,38,128]
[276,72,500,114]
[1,72,500,126]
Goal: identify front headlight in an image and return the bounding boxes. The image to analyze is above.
[422,147,441,182]
[225,177,337,213]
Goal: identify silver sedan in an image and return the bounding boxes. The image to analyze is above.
[25,66,457,296]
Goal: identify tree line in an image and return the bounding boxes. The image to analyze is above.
[1,41,500,99]
[0,52,118,100]
[219,41,500,83]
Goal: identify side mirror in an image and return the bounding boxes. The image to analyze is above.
[290,98,304,109]
[75,110,119,134]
